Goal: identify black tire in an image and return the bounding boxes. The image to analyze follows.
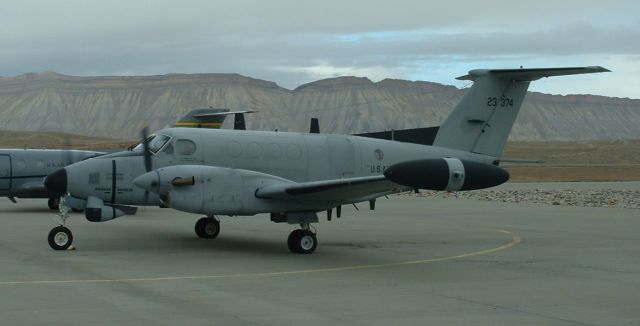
[287,229,304,253]
[48,197,60,210]
[195,217,220,239]
[288,229,317,254]
[48,226,73,250]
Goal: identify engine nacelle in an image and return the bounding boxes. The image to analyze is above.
[383,158,509,191]
[64,196,87,211]
[85,196,137,222]
[133,165,291,215]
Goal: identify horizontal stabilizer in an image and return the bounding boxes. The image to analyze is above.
[456,66,610,81]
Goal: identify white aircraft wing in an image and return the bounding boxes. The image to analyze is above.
[255,175,406,202]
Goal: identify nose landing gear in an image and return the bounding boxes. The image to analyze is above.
[48,196,74,250]
[48,225,73,250]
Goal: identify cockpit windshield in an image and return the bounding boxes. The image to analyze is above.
[132,134,172,154]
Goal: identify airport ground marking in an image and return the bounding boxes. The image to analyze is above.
[0,229,521,286]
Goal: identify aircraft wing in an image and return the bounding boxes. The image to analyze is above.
[255,175,406,202]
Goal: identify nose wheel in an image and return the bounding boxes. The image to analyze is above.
[48,226,73,250]
[195,216,220,239]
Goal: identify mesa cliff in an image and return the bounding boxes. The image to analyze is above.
[0,71,638,140]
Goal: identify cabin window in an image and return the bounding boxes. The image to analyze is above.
[176,139,196,155]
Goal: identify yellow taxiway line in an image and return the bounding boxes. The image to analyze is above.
[0,229,521,286]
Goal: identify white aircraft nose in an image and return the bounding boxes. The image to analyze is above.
[133,171,159,193]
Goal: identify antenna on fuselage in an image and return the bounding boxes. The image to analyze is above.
[309,118,320,133]
[234,113,246,130]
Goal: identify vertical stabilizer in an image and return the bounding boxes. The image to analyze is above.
[432,66,609,158]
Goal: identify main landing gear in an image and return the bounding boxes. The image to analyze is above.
[48,196,73,250]
[195,216,220,239]
[287,222,317,254]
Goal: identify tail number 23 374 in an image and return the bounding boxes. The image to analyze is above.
[487,96,514,108]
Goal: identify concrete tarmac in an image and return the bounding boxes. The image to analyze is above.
[0,183,639,325]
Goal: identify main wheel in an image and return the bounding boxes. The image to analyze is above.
[287,229,317,254]
[48,197,60,210]
[195,217,220,239]
[287,229,303,252]
[48,226,73,250]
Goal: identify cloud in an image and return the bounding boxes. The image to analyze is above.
[0,0,638,97]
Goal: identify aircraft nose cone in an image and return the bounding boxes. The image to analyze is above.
[133,172,159,193]
[44,168,67,195]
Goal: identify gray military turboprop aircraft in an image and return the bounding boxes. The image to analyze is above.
[44,66,609,253]
[0,149,104,209]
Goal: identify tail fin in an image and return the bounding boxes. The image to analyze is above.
[432,66,609,158]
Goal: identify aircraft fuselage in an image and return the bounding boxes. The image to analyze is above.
[64,128,495,208]
[0,149,102,198]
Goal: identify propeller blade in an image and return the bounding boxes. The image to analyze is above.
[139,127,153,205]
[141,127,151,172]
[63,134,73,166]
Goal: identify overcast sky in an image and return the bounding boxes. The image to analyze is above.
[1,0,638,98]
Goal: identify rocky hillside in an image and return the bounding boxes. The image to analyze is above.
[0,71,638,140]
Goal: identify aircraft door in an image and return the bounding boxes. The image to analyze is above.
[304,136,331,179]
[0,154,11,190]
[328,137,355,178]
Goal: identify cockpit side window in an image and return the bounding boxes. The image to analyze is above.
[148,134,172,154]
[132,135,155,152]
[163,142,174,155]
[176,139,196,155]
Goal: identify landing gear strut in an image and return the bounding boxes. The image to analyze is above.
[48,196,73,250]
[195,216,220,239]
[287,222,317,254]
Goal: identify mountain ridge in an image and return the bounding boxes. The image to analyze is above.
[0,71,638,141]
